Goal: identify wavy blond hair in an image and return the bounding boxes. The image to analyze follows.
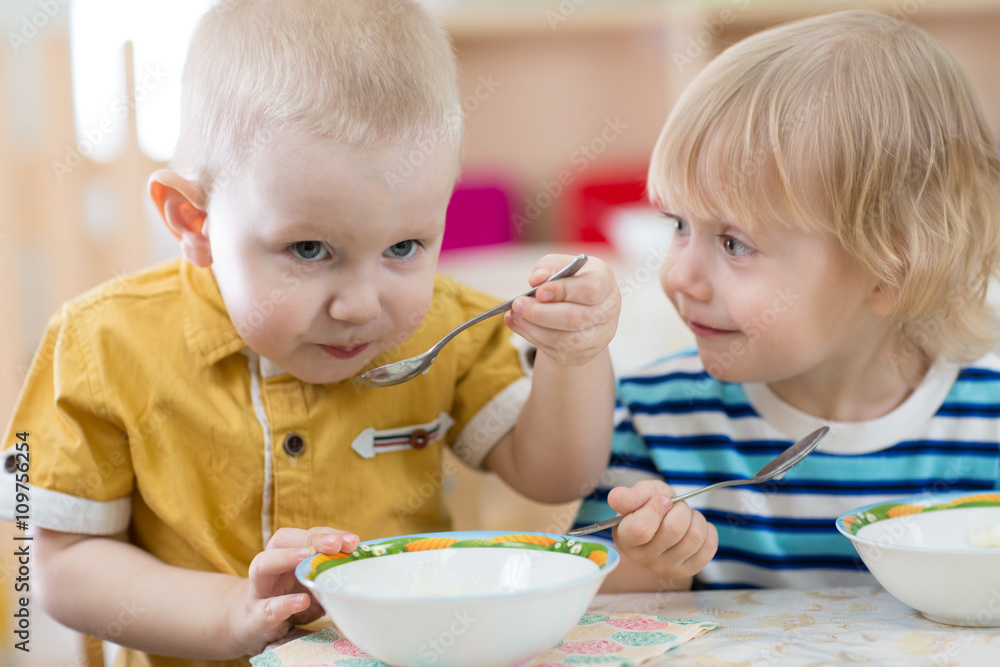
[173,0,461,195]
[649,9,1000,362]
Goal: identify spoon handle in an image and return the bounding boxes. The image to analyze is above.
[427,254,588,357]
[565,478,742,537]
[565,516,623,536]
[566,426,828,537]
[671,478,743,503]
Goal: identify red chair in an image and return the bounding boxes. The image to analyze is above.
[561,169,649,245]
[442,180,515,252]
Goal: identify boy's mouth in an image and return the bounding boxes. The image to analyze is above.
[687,320,739,338]
[320,343,370,360]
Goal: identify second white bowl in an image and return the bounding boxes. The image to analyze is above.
[837,491,1000,626]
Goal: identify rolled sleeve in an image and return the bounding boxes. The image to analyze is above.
[1,306,134,534]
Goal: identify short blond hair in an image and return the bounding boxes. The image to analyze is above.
[173,0,461,194]
[649,9,1000,362]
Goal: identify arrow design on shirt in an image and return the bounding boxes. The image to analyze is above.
[350,412,455,459]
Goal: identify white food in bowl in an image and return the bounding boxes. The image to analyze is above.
[968,522,1000,548]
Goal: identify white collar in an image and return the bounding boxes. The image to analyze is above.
[743,356,959,454]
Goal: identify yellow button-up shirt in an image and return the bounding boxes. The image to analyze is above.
[1,259,529,667]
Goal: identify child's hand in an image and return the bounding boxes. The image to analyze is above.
[227,527,359,655]
[505,254,621,367]
[608,481,718,586]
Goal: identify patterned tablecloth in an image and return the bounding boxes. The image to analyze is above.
[590,585,1000,666]
[253,612,716,666]
[257,585,1000,666]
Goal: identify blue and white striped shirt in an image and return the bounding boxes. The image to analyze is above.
[575,348,1000,589]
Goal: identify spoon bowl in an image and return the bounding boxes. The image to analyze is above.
[567,426,830,536]
[355,254,588,387]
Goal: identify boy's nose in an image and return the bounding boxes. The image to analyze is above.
[662,246,712,302]
[328,271,382,324]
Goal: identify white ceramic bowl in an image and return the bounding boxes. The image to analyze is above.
[837,491,1000,626]
[296,530,619,666]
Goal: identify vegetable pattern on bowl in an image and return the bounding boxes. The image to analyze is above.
[841,493,1000,536]
[307,532,610,580]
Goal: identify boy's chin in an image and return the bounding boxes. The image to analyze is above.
[697,350,754,384]
[282,360,367,385]
[292,368,362,385]
[268,347,389,385]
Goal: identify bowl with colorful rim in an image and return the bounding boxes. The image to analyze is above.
[836,491,1000,626]
[295,530,619,666]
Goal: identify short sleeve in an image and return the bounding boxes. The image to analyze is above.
[0,306,133,534]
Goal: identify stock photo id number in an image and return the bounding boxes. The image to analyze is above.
[10,431,31,653]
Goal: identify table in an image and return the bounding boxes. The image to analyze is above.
[262,585,1000,666]
[588,585,1000,666]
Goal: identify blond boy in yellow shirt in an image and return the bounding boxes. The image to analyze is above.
[0,1,621,664]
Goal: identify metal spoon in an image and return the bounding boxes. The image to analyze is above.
[567,425,829,536]
[355,254,589,388]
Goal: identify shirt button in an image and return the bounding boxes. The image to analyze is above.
[283,433,306,457]
[409,429,430,450]
[4,455,16,473]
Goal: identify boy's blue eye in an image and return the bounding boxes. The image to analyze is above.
[384,240,419,259]
[722,236,755,257]
[289,241,329,261]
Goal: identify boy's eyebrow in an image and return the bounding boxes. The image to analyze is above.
[262,217,330,238]
[395,218,446,240]
[270,216,445,241]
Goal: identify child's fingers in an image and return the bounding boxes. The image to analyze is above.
[625,504,719,578]
[266,526,360,554]
[613,494,674,549]
[608,481,675,515]
[654,506,719,576]
[259,592,312,624]
[531,275,607,306]
[527,254,580,288]
[506,318,610,367]
[525,255,617,307]
[266,526,327,549]
[311,530,359,554]
[529,268,615,308]
[512,298,614,332]
[506,303,615,363]
[234,590,313,656]
[681,517,719,574]
[248,547,314,592]
[507,307,600,350]
[653,503,707,559]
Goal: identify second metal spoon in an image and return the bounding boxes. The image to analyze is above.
[355,254,588,387]
[567,425,830,536]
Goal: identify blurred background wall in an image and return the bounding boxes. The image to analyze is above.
[1,0,999,664]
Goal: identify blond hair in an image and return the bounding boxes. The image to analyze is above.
[173,0,461,195]
[649,9,1000,362]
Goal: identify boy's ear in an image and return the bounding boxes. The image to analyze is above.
[148,170,211,267]
[868,282,899,317]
